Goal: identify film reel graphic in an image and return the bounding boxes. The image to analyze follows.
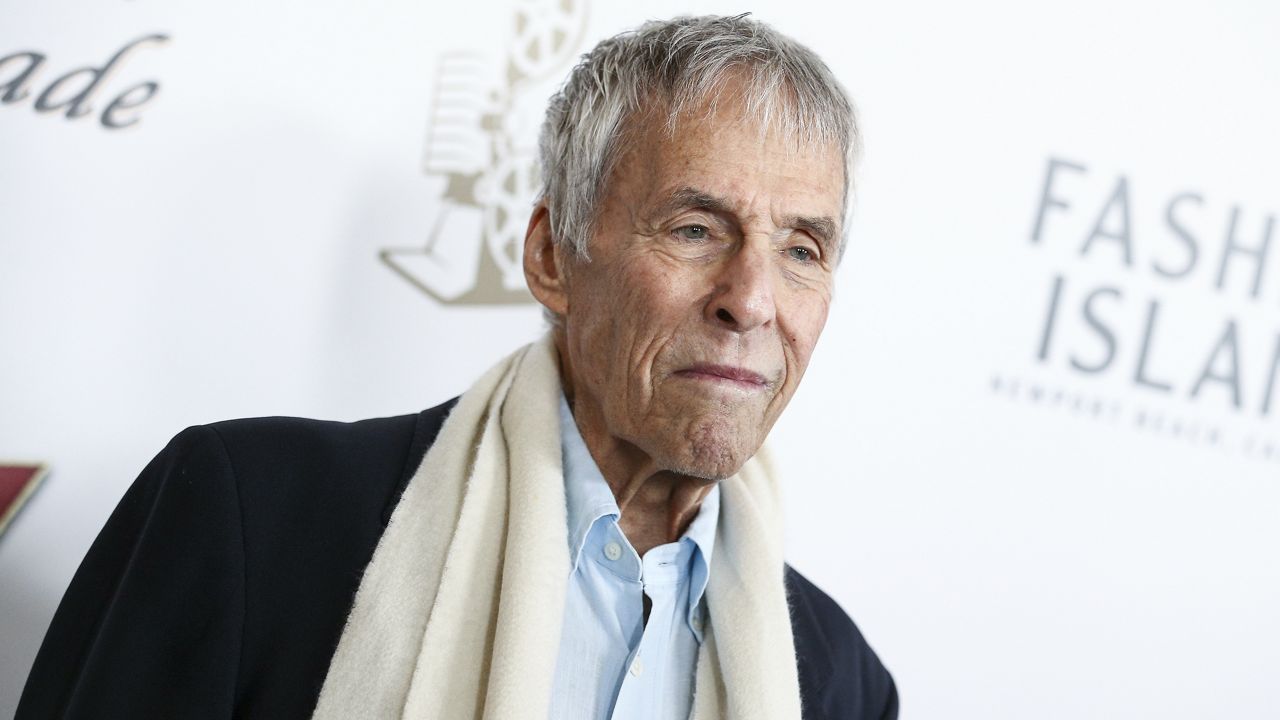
[381,0,589,305]
[510,0,587,81]
[481,155,542,290]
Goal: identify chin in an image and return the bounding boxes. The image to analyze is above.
[669,417,760,480]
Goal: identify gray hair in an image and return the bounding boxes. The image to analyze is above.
[537,14,860,260]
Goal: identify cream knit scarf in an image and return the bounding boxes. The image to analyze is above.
[312,335,802,720]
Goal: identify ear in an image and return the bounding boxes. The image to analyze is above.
[523,203,570,317]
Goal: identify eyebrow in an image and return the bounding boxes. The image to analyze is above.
[782,214,840,255]
[650,186,840,257]
[648,187,735,221]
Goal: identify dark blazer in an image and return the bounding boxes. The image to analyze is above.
[18,399,898,719]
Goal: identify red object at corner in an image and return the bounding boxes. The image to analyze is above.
[0,464,47,537]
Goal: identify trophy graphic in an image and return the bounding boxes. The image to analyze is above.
[381,0,589,304]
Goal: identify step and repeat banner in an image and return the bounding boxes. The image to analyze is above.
[2,0,1277,716]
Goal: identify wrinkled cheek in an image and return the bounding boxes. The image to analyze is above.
[785,309,830,378]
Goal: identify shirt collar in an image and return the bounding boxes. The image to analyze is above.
[560,394,621,571]
[683,480,718,643]
[683,478,718,582]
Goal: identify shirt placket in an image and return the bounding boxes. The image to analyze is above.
[610,543,685,720]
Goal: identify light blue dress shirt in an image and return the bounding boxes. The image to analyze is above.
[548,396,720,720]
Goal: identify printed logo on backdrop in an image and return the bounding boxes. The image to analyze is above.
[380,0,590,305]
[0,34,168,130]
[995,157,1280,463]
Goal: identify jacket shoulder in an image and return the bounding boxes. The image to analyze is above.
[786,564,899,720]
[202,397,457,517]
[206,410,420,483]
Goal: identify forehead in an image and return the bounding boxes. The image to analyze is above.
[612,102,846,223]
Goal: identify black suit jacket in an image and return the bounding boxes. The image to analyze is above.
[18,399,898,719]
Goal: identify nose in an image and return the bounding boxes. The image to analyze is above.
[706,243,776,332]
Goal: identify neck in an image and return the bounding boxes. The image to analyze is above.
[604,452,715,558]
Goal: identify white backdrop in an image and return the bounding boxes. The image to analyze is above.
[2,1,1278,717]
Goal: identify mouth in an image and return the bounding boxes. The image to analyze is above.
[673,363,771,390]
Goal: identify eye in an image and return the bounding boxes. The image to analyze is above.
[786,245,816,263]
[675,224,710,241]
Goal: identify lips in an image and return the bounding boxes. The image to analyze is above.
[674,363,770,388]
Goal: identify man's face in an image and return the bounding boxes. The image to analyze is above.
[554,101,845,480]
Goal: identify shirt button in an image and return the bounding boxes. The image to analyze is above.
[629,657,644,677]
[603,542,623,561]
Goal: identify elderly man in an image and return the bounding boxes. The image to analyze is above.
[18,14,896,720]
